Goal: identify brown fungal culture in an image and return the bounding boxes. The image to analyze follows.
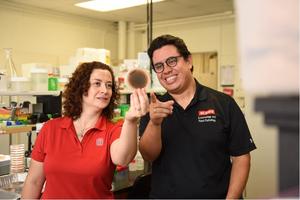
[127,69,149,89]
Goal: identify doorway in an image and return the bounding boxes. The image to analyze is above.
[192,52,218,90]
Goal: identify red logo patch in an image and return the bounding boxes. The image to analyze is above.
[198,109,215,116]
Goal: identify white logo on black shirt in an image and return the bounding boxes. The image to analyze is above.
[198,109,216,123]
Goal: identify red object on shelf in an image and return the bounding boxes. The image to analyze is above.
[223,88,234,96]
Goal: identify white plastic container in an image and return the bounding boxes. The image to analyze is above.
[21,63,52,78]
[58,77,69,91]
[10,77,31,92]
[30,68,48,91]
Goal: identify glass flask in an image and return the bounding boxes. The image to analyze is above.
[3,48,18,89]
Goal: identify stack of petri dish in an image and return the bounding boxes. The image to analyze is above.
[9,144,25,173]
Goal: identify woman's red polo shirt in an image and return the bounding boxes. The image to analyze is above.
[31,116,122,199]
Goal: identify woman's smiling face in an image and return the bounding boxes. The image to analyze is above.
[82,68,113,111]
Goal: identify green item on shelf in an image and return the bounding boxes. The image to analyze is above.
[119,104,130,117]
[48,75,58,91]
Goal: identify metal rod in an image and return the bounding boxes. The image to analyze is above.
[147,0,150,48]
[150,0,153,43]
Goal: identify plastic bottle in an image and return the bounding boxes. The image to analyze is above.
[135,150,144,171]
[48,73,58,91]
[31,68,48,91]
[48,67,60,91]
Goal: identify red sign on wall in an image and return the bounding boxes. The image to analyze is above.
[223,88,234,96]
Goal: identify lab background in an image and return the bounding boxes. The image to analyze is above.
[0,0,298,198]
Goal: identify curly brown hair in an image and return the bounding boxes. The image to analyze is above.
[62,61,119,120]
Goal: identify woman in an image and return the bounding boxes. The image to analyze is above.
[21,61,149,199]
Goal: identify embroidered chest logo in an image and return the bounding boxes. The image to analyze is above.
[96,138,104,146]
[198,109,216,123]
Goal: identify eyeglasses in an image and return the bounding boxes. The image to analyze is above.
[152,55,182,73]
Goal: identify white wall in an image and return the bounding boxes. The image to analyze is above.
[0,1,118,75]
[133,14,279,198]
[235,0,299,95]
[0,2,118,153]
[245,94,279,198]
[134,14,238,92]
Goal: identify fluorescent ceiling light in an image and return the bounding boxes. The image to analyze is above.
[75,0,164,12]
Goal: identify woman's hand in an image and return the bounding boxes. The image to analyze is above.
[125,88,149,122]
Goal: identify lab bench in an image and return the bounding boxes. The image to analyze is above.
[0,170,147,199]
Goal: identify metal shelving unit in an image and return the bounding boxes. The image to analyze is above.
[0,91,61,96]
[120,87,166,95]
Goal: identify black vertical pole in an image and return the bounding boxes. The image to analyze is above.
[150,0,153,45]
[147,0,153,48]
[147,0,150,48]
[146,0,153,172]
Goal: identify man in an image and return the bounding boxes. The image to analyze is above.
[139,34,256,199]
